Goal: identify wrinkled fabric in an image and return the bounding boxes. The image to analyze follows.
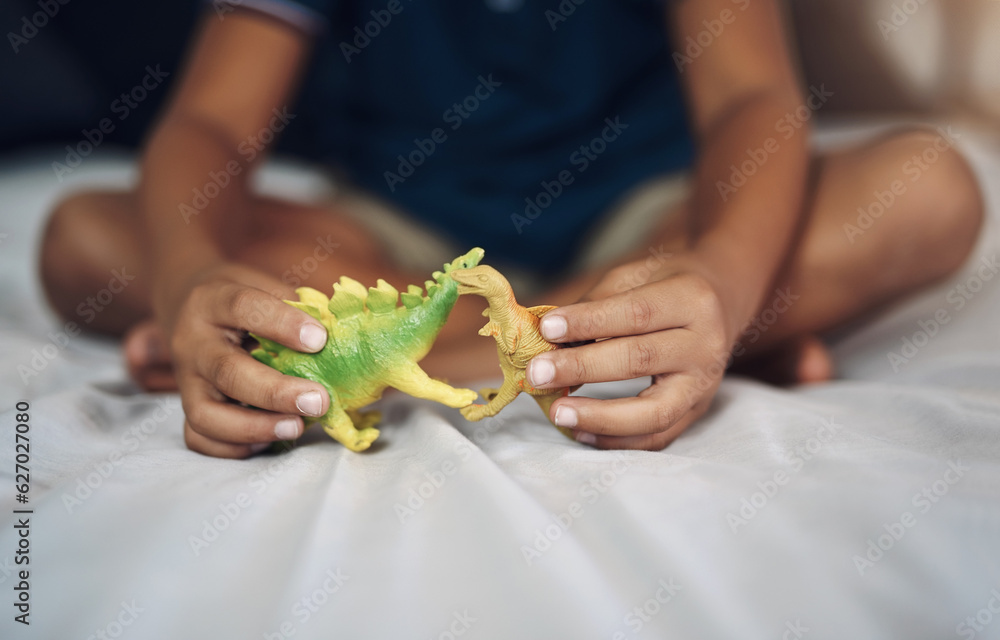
[1,132,998,639]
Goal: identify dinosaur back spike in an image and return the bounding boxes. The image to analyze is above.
[295,287,331,308]
[407,284,423,296]
[330,278,366,317]
[337,276,368,299]
[367,279,399,314]
[285,300,324,322]
[401,292,422,309]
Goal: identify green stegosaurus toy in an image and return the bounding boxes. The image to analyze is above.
[251,248,483,451]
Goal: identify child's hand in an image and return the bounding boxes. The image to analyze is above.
[160,263,331,458]
[525,255,737,450]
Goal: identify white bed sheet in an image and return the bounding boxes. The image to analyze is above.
[1,125,999,640]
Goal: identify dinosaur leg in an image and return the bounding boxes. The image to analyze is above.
[532,389,575,439]
[320,406,380,452]
[385,362,478,408]
[461,377,521,422]
[347,408,382,432]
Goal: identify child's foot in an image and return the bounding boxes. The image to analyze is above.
[794,336,835,384]
[123,319,178,391]
[732,335,834,386]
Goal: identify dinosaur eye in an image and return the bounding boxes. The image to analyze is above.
[478,275,488,283]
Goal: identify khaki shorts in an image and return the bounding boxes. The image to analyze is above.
[328,173,689,296]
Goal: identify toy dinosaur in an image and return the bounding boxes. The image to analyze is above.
[450,264,579,438]
[251,248,483,451]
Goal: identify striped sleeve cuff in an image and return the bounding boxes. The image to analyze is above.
[206,0,328,35]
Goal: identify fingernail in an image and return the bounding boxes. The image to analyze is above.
[528,358,555,387]
[274,417,302,440]
[554,405,578,428]
[300,323,327,352]
[249,443,271,454]
[540,315,567,341]
[296,391,324,417]
[574,430,596,446]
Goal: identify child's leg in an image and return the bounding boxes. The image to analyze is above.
[39,189,500,386]
[40,191,151,335]
[40,190,417,332]
[542,127,984,381]
[746,127,983,357]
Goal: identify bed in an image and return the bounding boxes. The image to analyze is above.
[2,122,999,639]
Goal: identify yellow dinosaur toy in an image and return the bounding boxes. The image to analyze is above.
[450,264,578,437]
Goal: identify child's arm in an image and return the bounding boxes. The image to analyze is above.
[140,12,332,458]
[525,0,809,449]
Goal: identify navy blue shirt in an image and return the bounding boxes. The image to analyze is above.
[258,0,693,272]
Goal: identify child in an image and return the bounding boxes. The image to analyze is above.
[40,0,983,458]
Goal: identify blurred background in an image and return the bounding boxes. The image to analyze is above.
[789,0,1000,125]
[0,0,330,158]
[1,0,998,155]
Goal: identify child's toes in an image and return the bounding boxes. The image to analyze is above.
[123,319,178,391]
[124,319,168,365]
[795,336,834,384]
[730,335,834,386]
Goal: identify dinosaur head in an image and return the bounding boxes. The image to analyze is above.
[425,247,485,297]
[438,247,485,281]
[450,264,507,297]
